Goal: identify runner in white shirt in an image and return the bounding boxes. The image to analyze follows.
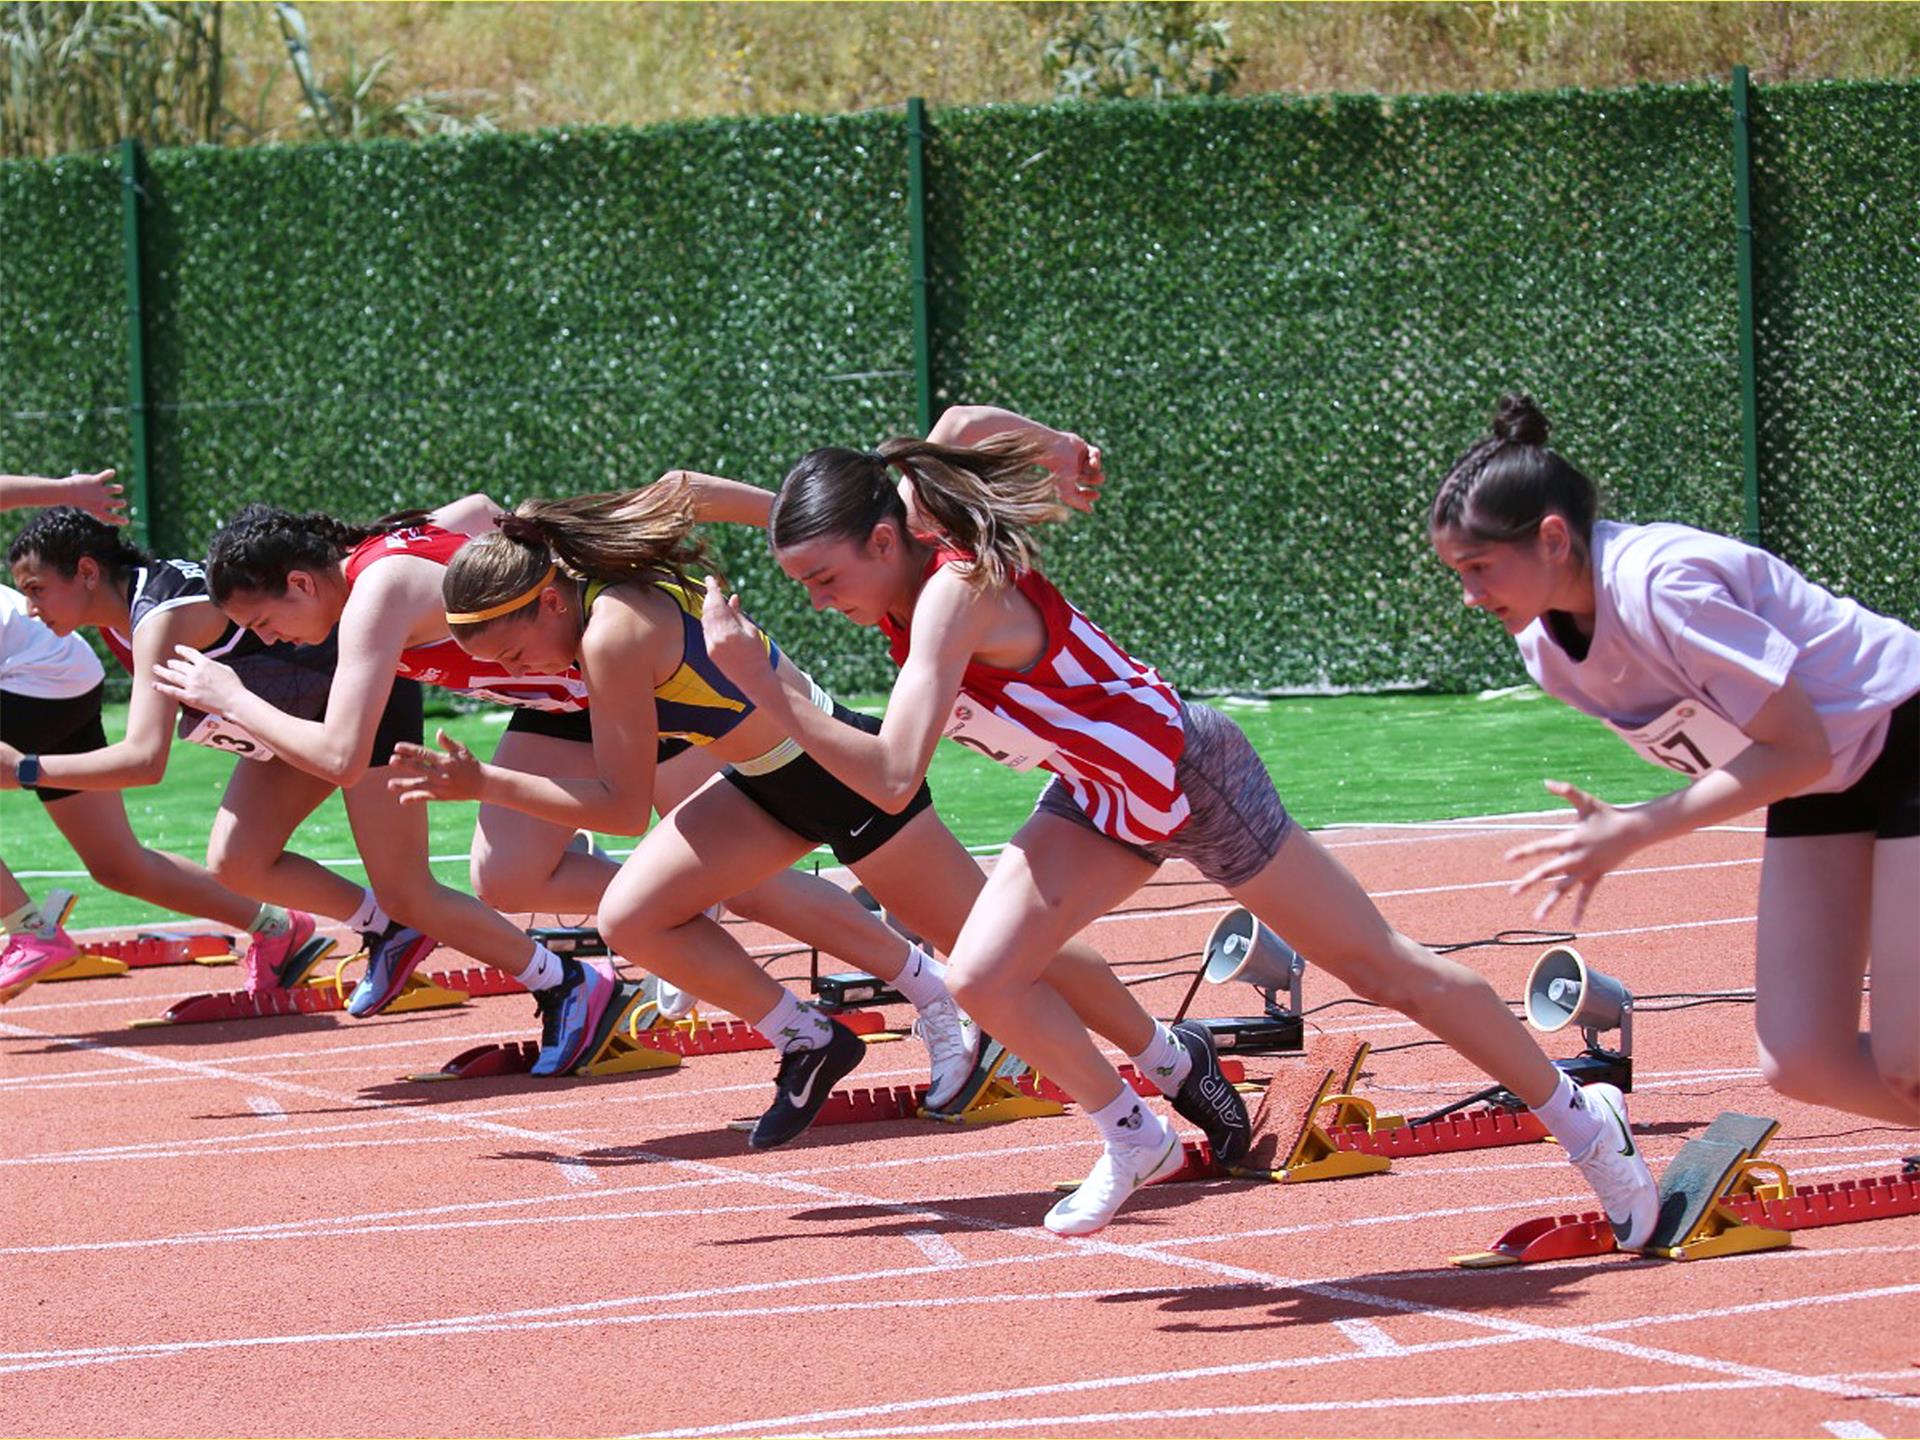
[1431,394,1920,1127]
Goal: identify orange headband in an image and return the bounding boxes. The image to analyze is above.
[444,565,557,625]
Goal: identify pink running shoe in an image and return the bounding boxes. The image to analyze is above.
[241,911,336,992]
[0,927,80,1001]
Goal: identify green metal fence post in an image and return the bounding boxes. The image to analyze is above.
[906,97,934,434]
[119,137,153,551]
[1730,66,1762,548]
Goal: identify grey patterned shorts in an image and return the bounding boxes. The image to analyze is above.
[1032,700,1293,888]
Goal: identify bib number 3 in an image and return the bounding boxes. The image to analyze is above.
[1608,701,1750,777]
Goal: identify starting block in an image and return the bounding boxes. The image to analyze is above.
[407,981,683,1081]
[27,891,126,983]
[1230,1035,1392,1184]
[919,1037,1069,1127]
[1452,1111,1920,1268]
[133,963,478,1028]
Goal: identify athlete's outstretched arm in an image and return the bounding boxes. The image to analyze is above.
[0,469,126,525]
[702,570,985,813]
[152,559,430,786]
[389,588,668,833]
[925,405,1104,515]
[653,470,774,529]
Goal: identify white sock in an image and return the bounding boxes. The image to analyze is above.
[888,945,950,1008]
[1127,1020,1192,1098]
[518,944,564,992]
[755,990,833,1054]
[247,903,292,937]
[1087,1085,1166,1150]
[1531,1070,1603,1156]
[345,888,388,934]
[3,901,48,938]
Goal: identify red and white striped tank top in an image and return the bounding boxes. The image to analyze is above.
[343,524,590,713]
[881,549,1189,845]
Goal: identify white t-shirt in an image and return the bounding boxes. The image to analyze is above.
[1517,521,1920,795]
[0,585,104,701]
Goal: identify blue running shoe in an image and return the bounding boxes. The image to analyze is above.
[345,923,439,1017]
[530,956,618,1075]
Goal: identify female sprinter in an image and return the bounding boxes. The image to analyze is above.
[387,478,1245,1153]
[1431,394,1920,1125]
[154,490,965,1080]
[697,403,1658,1238]
[5,508,413,991]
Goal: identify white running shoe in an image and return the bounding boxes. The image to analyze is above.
[1044,1118,1184,1236]
[914,993,981,1110]
[1565,1082,1659,1249]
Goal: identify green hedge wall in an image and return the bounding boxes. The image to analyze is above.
[2,80,1913,696]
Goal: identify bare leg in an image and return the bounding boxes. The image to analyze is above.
[1228,826,1564,1108]
[941,812,1159,1110]
[206,758,362,919]
[0,859,32,915]
[1867,836,1920,1117]
[1755,832,1920,1124]
[342,764,538,976]
[45,790,263,930]
[470,729,621,914]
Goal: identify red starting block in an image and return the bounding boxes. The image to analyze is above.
[131,968,477,1027]
[1333,1105,1548,1158]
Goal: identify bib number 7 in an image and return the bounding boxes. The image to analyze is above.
[1608,701,1751,777]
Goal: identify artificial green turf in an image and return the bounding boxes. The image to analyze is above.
[0,689,1681,929]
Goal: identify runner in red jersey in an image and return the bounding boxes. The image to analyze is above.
[154,487,963,1078]
[700,404,1658,1245]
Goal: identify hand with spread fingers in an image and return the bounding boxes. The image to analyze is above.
[1504,778,1647,925]
[151,645,245,715]
[700,576,775,701]
[388,729,484,804]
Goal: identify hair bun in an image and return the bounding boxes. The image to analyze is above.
[1492,393,1550,447]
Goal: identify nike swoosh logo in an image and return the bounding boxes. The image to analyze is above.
[1605,1101,1635,1157]
[787,1063,823,1110]
[849,816,875,837]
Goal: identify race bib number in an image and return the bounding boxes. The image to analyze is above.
[943,697,1056,772]
[1607,701,1750,777]
[178,710,275,762]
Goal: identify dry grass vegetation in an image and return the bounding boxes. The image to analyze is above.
[215,2,1920,138]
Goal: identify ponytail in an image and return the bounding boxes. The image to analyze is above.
[442,479,711,637]
[8,506,152,583]
[1429,394,1599,560]
[771,432,1063,590]
[205,504,376,605]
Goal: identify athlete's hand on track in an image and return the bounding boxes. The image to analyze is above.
[151,645,244,714]
[388,729,483,804]
[700,576,774,697]
[1504,779,1642,926]
[56,469,128,525]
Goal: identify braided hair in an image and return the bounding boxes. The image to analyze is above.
[1429,394,1599,559]
[204,504,393,605]
[8,506,152,582]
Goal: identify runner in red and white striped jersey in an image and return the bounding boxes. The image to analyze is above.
[702,403,1655,1246]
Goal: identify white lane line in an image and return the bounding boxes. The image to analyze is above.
[245,1097,287,1123]
[555,1159,600,1188]
[1825,1422,1887,1438]
[1333,1318,1402,1355]
[904,1230,966,1267]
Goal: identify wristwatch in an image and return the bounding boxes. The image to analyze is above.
[15,754,41,789]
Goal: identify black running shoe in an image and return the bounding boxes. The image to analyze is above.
[748,1020,868,1150]
[1169,1020,1252,1167]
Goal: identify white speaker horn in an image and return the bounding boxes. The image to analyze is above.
[1203,908,1305,1015]
[1525,945,1633,1054]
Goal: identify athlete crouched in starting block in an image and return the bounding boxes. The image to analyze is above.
[1432,394,1919,1128]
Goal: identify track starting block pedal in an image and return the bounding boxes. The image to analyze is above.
[30,891,127,982]
[1230,1035,1392,1184]
[407,982,682,1081]
[134,967,473,1027]
[1453,1110,1920,1268]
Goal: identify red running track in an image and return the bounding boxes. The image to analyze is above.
[2,810,1915,1438]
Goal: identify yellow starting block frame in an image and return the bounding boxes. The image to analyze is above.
[920,1038,1068,1127]
[328,953,468,1014]
[1644,1112,1793,1262]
